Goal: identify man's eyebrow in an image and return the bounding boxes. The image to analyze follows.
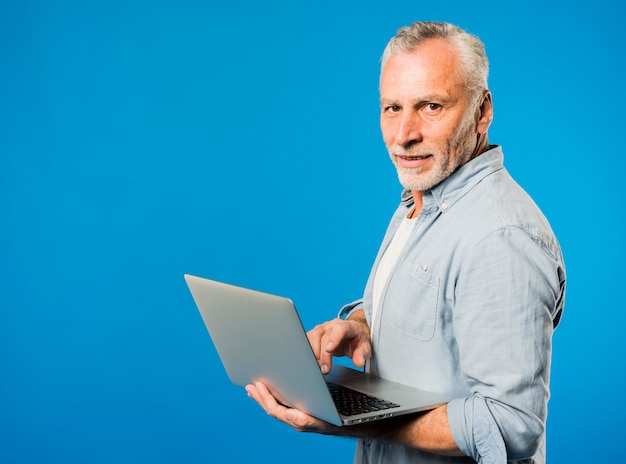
[379,94,453,106]
[412,93,452,104]
[379,97,398,106]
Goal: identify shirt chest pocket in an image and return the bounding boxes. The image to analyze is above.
[382,263,440,341]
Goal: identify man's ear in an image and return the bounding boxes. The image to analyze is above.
[476,90,493,134]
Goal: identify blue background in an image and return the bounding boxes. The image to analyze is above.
[1,1,623,462]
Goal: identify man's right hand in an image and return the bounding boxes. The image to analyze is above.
[307,310,371,374]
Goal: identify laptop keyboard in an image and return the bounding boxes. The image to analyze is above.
[327,382,400,417]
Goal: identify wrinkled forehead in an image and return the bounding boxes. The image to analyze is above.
[380,41,467,98]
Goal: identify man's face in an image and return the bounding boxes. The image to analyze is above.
[380,39,483,192]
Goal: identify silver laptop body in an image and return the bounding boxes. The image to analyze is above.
[184,274,448,426]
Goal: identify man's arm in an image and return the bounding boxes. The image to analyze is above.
[245,309,464,457]
[246,379,463,456]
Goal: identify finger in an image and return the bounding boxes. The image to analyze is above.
[245,383,266,409]
[318,323,343,374]
[307,325,323,364]
[248,382,320,430]
[247,382,287,420]
[352,343,371,368]
[320,319,344,353]
[309,322,340,374]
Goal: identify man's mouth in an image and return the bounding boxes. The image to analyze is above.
[396,153,432,169]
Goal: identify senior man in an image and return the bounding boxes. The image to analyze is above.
[247,21,566,464]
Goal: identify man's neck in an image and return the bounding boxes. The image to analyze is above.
[470,133,490,162]
[408,190,423,218]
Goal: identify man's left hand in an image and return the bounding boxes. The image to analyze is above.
[245,381,341,435]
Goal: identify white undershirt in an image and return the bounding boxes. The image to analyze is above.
[371,216,417,334]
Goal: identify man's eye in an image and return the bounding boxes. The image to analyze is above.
[426,103,442,111]
[387,105,401,113]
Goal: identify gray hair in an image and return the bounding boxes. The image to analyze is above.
[381,21,489,100]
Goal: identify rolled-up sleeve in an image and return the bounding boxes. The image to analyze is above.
[447,396,506,463]
[447,226,565,462]
[337,299,364,320]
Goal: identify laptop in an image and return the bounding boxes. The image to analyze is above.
[184,274,448,426]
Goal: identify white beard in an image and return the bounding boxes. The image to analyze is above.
[390,110,478,191]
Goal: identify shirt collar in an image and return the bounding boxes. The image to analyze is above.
[400,145,504,213]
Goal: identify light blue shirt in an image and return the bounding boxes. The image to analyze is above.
[340,146,566,464]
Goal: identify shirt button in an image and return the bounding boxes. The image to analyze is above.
[441,201,449,210]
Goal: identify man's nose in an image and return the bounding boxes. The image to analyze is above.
[395,113,422,147]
